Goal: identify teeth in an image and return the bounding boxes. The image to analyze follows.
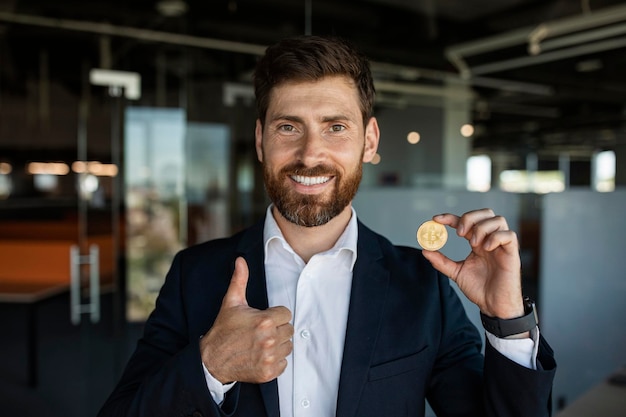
[291,175,330,186]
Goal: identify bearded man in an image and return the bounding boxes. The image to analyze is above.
[98,35,556,417]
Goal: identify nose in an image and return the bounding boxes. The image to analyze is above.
[297,130,326,166]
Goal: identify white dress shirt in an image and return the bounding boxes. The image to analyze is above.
[264,205,357,417]
[203,205,538,415]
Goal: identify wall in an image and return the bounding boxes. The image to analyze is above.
[539,189,626,410]
[362,105,444,187]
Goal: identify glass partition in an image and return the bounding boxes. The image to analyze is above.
[124,107,231,321]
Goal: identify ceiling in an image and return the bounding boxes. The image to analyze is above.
[1,0,625,156]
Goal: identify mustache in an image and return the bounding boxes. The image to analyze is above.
[280,163,338,177]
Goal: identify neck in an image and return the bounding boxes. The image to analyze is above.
[272,205,353,263]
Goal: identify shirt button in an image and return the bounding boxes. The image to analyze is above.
[301,398,310,408]
[300,329,311,339]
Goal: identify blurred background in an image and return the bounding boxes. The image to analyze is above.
[0,0,624,415]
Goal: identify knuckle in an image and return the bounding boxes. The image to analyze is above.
[260,336,277,349]
[258,366,275,382]
[256,315,275,330]
[261,352,275,366]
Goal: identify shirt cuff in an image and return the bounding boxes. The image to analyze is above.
[486,326,540,370]
[202,363,237,405]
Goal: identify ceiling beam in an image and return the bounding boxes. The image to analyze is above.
[445,3,626,77]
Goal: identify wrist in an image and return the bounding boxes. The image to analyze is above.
[480,296,538,338]
[200,334,232,385]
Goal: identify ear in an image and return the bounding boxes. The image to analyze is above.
[254,119,264,162]
[362,117,380,163]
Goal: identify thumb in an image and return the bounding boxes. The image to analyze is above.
[222,256,250,307]
[422,250,460,282]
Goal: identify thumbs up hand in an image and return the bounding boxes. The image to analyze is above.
[200,257,294,384]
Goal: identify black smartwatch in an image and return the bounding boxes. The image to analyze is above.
[480,296,538,338]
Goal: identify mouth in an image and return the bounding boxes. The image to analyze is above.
[290,175,332,186]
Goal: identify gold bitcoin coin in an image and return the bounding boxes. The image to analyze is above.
[416,220,448,251]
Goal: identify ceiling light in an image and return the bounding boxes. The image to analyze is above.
[576,59,603,72]
[460,124,474,137]
[407,131,421,144]
[156,0,188,17]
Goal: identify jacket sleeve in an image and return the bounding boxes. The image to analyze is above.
[483,332,557,417]
[426,273,556,417]
[96,252,238,417]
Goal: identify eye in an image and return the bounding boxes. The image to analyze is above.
[278,124,295,132]
[330,124,346,132]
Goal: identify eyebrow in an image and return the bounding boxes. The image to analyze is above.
[269,114,353,124]
[269,114,302,124]
[321,114,352,123]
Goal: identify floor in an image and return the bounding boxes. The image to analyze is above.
[0,292,143,417]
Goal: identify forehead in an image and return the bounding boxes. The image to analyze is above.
[267,75,360,111]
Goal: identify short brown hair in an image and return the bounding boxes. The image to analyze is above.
[253,35,376,127]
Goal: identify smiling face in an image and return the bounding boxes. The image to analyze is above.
[256,75,379,227]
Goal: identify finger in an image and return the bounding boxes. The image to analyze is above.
[274,358,289,378]
[458,208,503,236]
[432,213,473,241]
[432,213,460,229]
[421,250,462,282]
[456,208,495,238]
[266,305,293,325]
[436,209,503,241]
[276,322,295,342]
[222,256,250,308]
[482,230,520,253]
[467,215,509,248]
[277,338,294,359]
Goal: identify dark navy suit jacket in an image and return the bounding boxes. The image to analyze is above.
[98,218,556,417]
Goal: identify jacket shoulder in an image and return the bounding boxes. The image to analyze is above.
[357,220,428,265]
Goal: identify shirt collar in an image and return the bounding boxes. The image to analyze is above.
[263,204,358,271]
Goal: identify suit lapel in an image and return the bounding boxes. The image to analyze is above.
[237,221,280,417]
[336,223,390,417]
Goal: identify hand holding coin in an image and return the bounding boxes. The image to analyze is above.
[420,210,524,320]
[417,220,448,251]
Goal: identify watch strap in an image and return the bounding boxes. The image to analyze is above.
[480,297,538,338]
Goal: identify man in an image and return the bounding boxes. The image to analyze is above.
[98,35,556,417]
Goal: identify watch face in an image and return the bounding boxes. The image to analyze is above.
[523,296,533,311]
[524,297,537,319]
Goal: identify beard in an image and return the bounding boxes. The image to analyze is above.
[263,160,363,227]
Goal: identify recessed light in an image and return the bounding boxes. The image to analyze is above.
[156,0,188,17]
[575,59,603,72]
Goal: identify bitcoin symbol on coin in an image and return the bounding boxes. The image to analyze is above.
[416,220,448,251]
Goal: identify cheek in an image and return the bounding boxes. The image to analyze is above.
[263,143,299,165]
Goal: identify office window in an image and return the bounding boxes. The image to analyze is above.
[466,155,491,192]
[593,150,615,192]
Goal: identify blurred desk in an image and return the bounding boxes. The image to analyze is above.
[0,282,68,303]
[0,282,69,387]
[556,366,626,417]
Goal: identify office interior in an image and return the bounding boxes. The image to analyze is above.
[0,0,625,416]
